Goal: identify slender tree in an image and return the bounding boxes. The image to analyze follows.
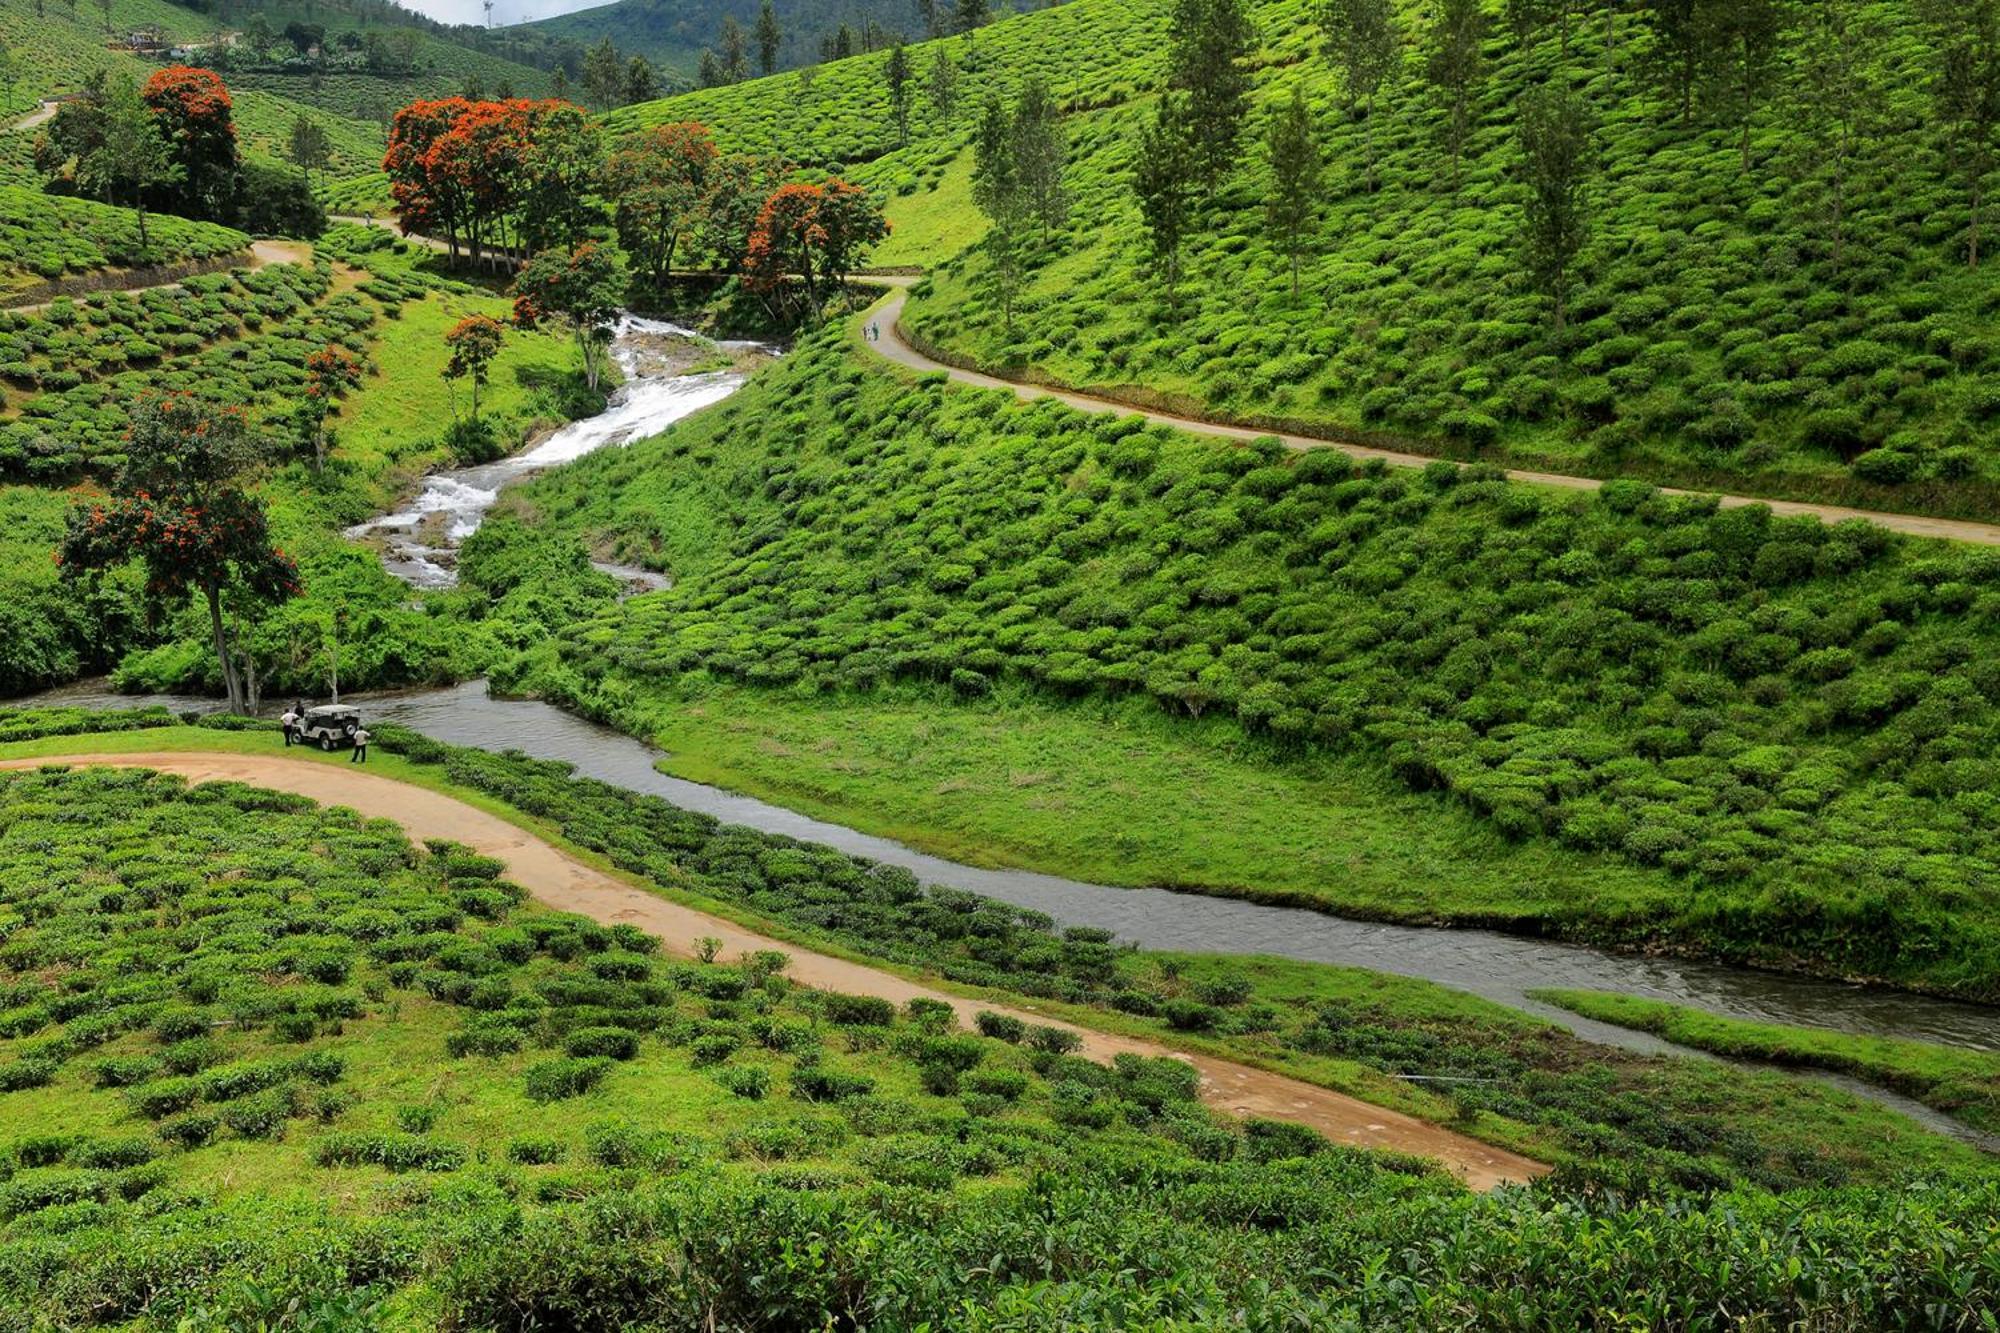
[917,0,940,38]
[512,241,626,390]
[287,114,331,187]
[582,38,622,105]
[1133,94,1195,310]
[1424,0,1485,190]
[1265,85,1321,299]
[1318,0,1397,192]
[143,65,239,220]
[444,314,504,422]
[624,55,657,105]
[1168,0,1257,188]
[1791,0,1874,277]
[698,49,723,88]
[756,0,783,74]
[1924,0,2000,268]
[927,46,959,117]
[97,0,111,33]
[720,17,750,82]
[1712,0,1782,174]
[58,395,298,715]
[956,0,991,33]
[1638,0,1720,125]
[86,76,178,252]
[1012,76,1068,241]
[886,42,913,146]
[972,94,1028,332]
[300,345,361,472]
[1515,83,1594,334]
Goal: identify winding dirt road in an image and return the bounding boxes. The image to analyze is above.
[0,750,1547,1190]
[859,281,2000,548]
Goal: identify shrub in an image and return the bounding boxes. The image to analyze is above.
[312,1133,467,1173]
[790,1066,876,1103]
[713,1066,772,1099]
[975,1012,1027,1043]
[507,1136,567,1165]
[821,994,896,1027]
[1024,1025,1083,1055]
[523,1057,616,1103]
[565,1027,641,1060]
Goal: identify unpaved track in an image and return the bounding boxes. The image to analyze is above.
[860,281,2000,548]
[8,100,59,132]
[5,238,316,315]
[1,750,1547,1190]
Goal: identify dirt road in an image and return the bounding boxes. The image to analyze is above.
[0,750,1548,1191]
[8,100,59,132]
[860,281,2000,548]
[4,238,316,315]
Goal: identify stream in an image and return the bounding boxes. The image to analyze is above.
[12,314,1998,1149]
[343,316,774,587]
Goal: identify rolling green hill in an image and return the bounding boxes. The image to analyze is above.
[520,0,944,82]
[479,318,2000,1002]
[606,0,2000,518]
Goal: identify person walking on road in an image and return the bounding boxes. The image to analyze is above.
[349,725,371,764]
[279,703,300,747]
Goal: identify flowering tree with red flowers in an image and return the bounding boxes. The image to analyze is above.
[385,97,602,271]
[512,241,624,390]
[58,395,298,714]
[443,314,505,421]
[301,345,363,472]
[605,121,718,287]
[742,178,889,321]
[142,65,239,217]
[384,97,476,263]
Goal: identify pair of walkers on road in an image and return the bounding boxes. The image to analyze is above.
[279,701,371,762]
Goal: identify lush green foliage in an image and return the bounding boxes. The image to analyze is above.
[0,733,1990,1325]
[610,0,2000,511]
[0,185,245,301]
[490,326,2000,999]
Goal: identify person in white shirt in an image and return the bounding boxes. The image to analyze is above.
[349,726,371,764]
[279,705,299,746]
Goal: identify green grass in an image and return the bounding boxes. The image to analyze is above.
[229,86,388,180]
[1532,989,2000,1136]
[577,673,1683,925]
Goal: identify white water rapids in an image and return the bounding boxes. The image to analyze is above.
[346,315,774,588]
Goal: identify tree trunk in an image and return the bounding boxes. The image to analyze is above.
[1972,169,1984,269]
[206,581,245,713]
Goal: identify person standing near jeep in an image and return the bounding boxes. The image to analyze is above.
[350,724,371,764]
[279,703,300,747]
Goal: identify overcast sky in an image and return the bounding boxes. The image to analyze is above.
[397,0,611,28]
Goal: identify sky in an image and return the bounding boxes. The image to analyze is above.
[396,0,611,27]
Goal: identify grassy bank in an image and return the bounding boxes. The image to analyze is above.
[1533,989,2000,1136]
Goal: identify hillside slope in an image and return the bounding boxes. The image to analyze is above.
[610,0,2000,517]
[521,0,918,79]
[482,320,2000,1001]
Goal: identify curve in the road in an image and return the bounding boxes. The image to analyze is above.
[3,239,317,315]
[0,750,1546,1191]
[859,280,2000,548]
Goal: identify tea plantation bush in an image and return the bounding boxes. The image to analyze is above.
[495,326,2000,1000]
[0,187,248,301]
[0,260,372,478]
